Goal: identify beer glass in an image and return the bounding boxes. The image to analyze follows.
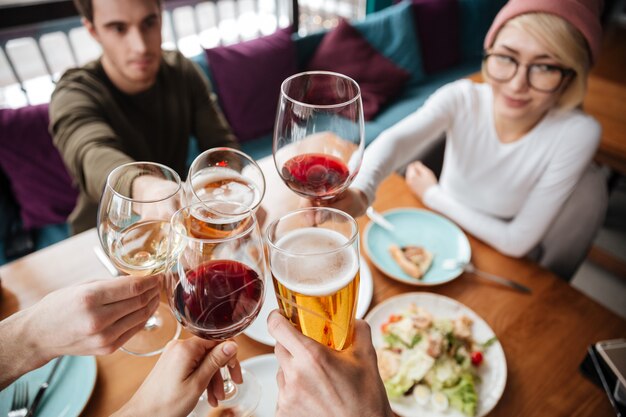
[265,207,360,350]
[187,147,265,212]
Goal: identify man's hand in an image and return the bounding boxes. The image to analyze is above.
[268,311,394,417]
[28,275,161,359]
[131,175,182,220]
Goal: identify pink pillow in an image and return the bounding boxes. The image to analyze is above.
[306,19,411,120]
[205,27,298,142]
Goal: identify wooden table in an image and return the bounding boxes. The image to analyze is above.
[1,157,625,417]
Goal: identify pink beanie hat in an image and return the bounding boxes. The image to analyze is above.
[484,0,604,64]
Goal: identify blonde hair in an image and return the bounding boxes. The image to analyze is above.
[483,12,590,110]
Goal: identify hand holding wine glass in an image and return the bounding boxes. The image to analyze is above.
[112,337,242,417]
[97,162,184,356]
[165,200,267,416]
[274,71,365,204]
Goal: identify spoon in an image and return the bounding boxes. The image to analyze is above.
[442,259,532,294]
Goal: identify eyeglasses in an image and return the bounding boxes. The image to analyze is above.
[483,53,576,93]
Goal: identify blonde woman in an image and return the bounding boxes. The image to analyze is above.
[330,0,607,279]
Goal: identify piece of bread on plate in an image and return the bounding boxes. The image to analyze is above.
[388,244,433,279]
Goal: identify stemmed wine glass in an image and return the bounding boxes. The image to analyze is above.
[165,200,266,416]
[187,147,265,214]
[97,161,183,356]
[273,71,365,203]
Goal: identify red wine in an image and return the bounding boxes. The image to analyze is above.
[173,260,263,339]
[281,153,350,198]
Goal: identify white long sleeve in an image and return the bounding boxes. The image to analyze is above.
[354,79,601,257]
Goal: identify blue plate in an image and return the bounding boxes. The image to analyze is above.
[364,208,471,286]
[0,356,97,417]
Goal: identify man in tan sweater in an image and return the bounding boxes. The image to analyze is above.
[50,0,239,233]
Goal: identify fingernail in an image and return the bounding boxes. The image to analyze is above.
[222,342,237,356]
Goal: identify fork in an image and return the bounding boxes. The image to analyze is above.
[8,381,29,417]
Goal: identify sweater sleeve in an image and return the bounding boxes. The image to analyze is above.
[351,81,463,204]
[423,116,601,257]
[186,60,240,151]
[50,85,133,203]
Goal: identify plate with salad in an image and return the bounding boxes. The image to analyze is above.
[365,292,506,417]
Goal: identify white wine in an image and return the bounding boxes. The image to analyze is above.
[191,167,261,209]
[271,227,360,350]
[111,220,171,276]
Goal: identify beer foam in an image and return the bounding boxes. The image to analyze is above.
[192,167,260,208]
[272,227,358,296]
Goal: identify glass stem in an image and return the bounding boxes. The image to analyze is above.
[221,366,237,400]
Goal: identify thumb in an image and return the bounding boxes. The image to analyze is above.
[196,341,238,382]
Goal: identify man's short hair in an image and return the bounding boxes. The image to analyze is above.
[73,0,94,22]
[73,0,162,22]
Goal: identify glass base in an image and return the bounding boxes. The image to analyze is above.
[120,302,182,357]
[189,369,260,417]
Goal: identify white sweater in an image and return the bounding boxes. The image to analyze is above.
[353,79,601,257]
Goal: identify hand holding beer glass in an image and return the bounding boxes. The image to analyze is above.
[266,207,360,350]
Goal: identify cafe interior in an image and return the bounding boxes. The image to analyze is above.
[0,0,625,416]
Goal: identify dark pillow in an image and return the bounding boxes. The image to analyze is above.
[411,0,461,74]
[306,19,411,120]
[0,104,78,230]
[205,27,298,142]
[352,2,425,85]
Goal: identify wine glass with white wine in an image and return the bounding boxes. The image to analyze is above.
[97,161,183,356]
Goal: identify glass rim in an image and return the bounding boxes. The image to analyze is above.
[106,161,182,204]
[170,200,257,244]
[280,71,362,109]
[187,147,267,210]
[265,206,359,256]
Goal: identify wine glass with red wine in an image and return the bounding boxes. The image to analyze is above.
[273,71,364,203]
[165,200,266,416]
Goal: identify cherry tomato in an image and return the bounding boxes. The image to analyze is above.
[471,351,483,366]
[381,314,403,333]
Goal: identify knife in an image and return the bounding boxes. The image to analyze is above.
[366,207,395,232]
[26,356,64,417]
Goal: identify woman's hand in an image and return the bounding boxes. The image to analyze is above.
[405,161,438,200]
[114,337,243,417]
[299,188,369,218]
[268,311,393,417]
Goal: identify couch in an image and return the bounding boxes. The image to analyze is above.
[0,0,506,265]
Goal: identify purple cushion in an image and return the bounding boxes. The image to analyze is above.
[411,0,461,74]
[205,27,297,142]
[306,19,411,121]
[0,104,78,229]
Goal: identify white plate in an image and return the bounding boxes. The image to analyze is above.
[244,259,374,346]
[241,354,279,417]
[365,293,507,417]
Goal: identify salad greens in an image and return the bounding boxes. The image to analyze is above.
[376,304,496,416]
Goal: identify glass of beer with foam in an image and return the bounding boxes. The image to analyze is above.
[266,207,359,350]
